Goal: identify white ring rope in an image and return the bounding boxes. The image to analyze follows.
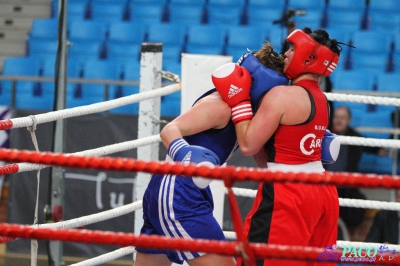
[40,200,142,230]
[1,83,180,130]
[339,136,400,149]
[222,232,400,252]
[69,247,135,266]
[230,187,400,211]
[326,92,400,107]
[4,134,161,173]
[338,198,400,211]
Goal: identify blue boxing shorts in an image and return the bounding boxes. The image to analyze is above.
[136,172,226,264]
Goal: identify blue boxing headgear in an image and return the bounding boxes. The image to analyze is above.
[238,52,288,111]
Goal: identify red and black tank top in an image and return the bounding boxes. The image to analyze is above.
[265,80,329,164]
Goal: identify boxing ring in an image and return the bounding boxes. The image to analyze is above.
[1,45,400,265]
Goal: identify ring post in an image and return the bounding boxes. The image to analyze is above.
[134,43,162,257]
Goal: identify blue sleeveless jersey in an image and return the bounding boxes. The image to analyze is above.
[137,89,238,264]
[184,89,238,164]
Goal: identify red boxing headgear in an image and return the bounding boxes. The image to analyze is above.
[284,29,340,79]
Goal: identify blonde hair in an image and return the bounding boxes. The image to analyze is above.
[253,41,285,75]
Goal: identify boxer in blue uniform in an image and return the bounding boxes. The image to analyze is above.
[134,40,336,265]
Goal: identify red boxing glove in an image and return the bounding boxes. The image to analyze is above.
[212,63,253,125]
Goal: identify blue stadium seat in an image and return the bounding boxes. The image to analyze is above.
[207,0,243,5]
[246,0,286,10]
[160,59,181,117]
[3,57,40,76]
[134,0,166,4]
[373,156,395,175]
[66,82,107,108]
[160,60,181,118]
[350,53,390,73]
[27,39,58,57]
[376,73,400,92]
[107,21,146,45]
[288,0,327,27]
[287,0,325,10]
[326,10,364,31]
[369,0,400,15]
[146,22,186,44]
[28,18,58,42]
[359,110,393,139]
[161,93,180,117]
[292,10,323,30]
[69,41,104,61]
[206,5,244,26]
[105,22,146,60]
[91,0,127,2]
[146,23,186,62]
[128,2,165,23]
[38,55,57,77]
[394,53,400,72]
[225,25,266,62]
[357,152,394,174]
[358,152,377,173]
[206,0,245,25]
[89,1,127,22]
[68,20,108,43]
[163,59,181,76]
[246,7,283,27]
[327,0,366,12]
[351,30,393,55]
[368,12,400,32]
[107,42,141,62]
[393,35,400,58]
[15,82,55,110]
[331,70,376,92]
[67,60,117,108]
[1,57,42,107]
[331,69,375,115]
[168,4,205,25]
[327,0,367,29]
[185,25,226,55]
[108,61,140,115]
[68,21,108,58]
[168,0,205,6]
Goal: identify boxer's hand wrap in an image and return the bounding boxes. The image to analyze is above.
[168,138,220,188]
[212,63,253,125]
[321,130,341,164]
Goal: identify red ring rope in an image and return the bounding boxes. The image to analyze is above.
[0,224,398,264]
[0,120,13,130]
[0,148,399,189]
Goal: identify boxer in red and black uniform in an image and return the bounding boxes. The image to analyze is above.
[213,28,342,266]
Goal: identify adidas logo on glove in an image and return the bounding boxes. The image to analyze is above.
[211,62,253,125]
[228,84,242,98]
[182,151,191,165]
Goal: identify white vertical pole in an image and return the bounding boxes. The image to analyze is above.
[134,43,162,238]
